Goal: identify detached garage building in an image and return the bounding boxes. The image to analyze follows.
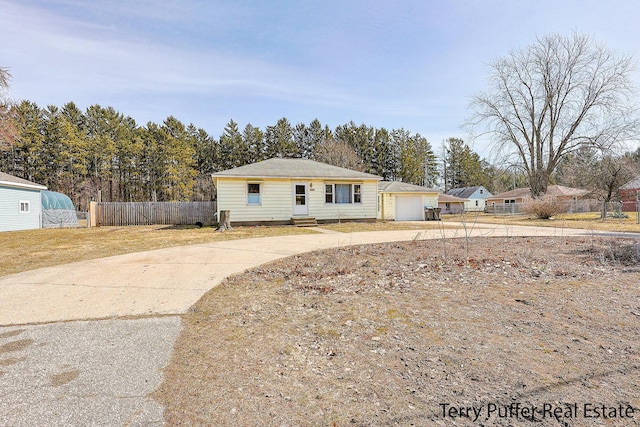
[0,172,47,232]
[378,181,439,221]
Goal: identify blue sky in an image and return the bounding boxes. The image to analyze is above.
[2,0,640,159]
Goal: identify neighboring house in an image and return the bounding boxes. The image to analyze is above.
[487,185,588,207]
[0,172,47,232]
[620,175,640,212]
[438,193,467,215]
[377,181,439,221]
[211,158,381,225]
[446,186,492,212]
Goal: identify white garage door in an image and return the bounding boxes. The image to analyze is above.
[395,195,424,221]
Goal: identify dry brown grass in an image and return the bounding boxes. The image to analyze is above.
[0,225,317,277]
[157,237,640,426]
[443,211,640,233]
[319,220,460,233]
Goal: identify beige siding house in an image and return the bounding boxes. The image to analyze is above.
[212,159,381,225]
[377,181,439,221]
[438,193,467,214]
[487,185,588,205]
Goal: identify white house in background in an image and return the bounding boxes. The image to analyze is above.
[446,186,492,212]
[377,181,439,221]
[211,158,381,225]
[0,172,47,232]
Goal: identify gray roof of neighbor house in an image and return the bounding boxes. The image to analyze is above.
[211,158,382,180]
[621,175,640,190]
[0,172,47,190]
[378,181,438,193]
[438,193,467,203]
[488,185,588,200]
[447,186,486,198]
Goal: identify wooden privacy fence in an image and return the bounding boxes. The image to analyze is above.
[91,201,217,226]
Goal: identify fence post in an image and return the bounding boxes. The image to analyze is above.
[88,201,97,227]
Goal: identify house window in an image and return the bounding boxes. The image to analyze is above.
[504,199,516,204]
[19,201,30,213]
[325,183,362,204]
[445,202,451,210]
[480,189,484,195]
[475,200,479,206]
[335,184,351,203]
[353,185,362,203]
[325,184,333,203]
[247,183,261,205]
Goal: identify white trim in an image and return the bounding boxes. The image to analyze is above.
[0,180,47,191]
[19,200,31,213]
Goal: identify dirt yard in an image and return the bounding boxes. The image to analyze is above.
[156,236,640,426]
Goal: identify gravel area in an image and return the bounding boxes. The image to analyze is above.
[0,317,182,427]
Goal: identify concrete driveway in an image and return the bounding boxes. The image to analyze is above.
[0,224,633,426]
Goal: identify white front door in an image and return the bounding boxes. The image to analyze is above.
[293,183,309,216]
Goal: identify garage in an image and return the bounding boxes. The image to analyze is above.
[378,181,438,222]
[395,195,424,221]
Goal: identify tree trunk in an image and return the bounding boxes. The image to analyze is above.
[216,210,232,232]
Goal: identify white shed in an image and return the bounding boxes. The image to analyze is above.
[0,172,47,232]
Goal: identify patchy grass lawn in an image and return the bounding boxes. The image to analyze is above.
[442,211,640,233]
[0,225,317,277]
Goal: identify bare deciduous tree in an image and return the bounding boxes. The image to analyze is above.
[0,66,10,91]
[313,138,365,171]
[469,33,639,197]
[0,66,15,150]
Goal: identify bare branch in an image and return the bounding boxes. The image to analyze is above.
[467,32,640,197]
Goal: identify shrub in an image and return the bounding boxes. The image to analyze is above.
[522,196,568,219]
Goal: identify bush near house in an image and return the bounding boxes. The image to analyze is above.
[522,196,568,219]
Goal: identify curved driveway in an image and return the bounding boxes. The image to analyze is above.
[0,223,616,325]
[0,223,635,426]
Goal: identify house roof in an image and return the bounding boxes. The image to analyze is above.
[378,181,438,193]
[621,175,640,190]
[489,185,588,200]
[211,158,381,180]
[446,186,484,198]
[0,172,47,190]
[438,193,467,203]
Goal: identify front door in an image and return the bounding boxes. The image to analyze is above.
[293,183,309,216]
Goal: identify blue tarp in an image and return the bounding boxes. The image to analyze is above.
[41,190,79,228]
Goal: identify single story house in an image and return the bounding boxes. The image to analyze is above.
[446,186,492,212]
[438,193,467,215]
[211,158,381,225]
[487,185,588,206]
[0,172,47,232]
[377,181,439,221]
[620,175,640,212]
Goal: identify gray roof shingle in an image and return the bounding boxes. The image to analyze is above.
[0,172,47,190]
[212,158,381,180]
[446,186,483,198]
[378,181,438,193]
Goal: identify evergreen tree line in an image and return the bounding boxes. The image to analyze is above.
[0,101,445,210]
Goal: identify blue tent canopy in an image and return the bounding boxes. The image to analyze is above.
[41,190,75,210]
